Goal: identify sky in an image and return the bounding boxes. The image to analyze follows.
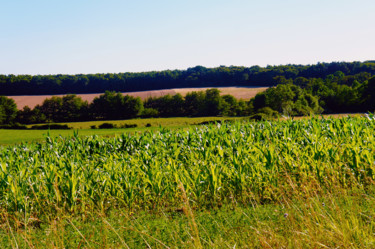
[0,0,374,75]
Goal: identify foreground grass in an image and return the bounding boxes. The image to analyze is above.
[1,190,374,248]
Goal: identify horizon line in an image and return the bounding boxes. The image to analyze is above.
[1,60,374,77]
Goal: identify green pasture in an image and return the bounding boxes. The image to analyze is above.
[56,116,242,129]
[0,116,241,145]
[0,128,141,145]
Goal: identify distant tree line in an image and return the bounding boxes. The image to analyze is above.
[13,89,254,124]
[1,62,375,126]
[1,61,375,95]
[0,75,373,126]
[251,72,375,116]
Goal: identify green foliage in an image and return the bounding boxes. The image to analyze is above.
[204,88,223,116]
[184,91,206,116]
[119,123,137,128]
[122,95,143,118]
[140,108,159,118]
[253,84,322,116]
[98,123,116,129]
[300,73,374,113]
[0,105,4,124]
[361,77,375,111]
[36,96,63,122]
[221,94,239,116]
[16,106,36,124]
[32,94,88,123]
[144,89,251,118]
[250,107,279,120]
[0,123,27,129]
[0,96,18,125]
[60,94,89,121]
[30,124,71,130]
[90,91,143,120]
[144,94,185,117]
[91,91,124,120]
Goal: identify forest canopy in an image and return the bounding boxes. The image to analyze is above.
[1,61,375,95]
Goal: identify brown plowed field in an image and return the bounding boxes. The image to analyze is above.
[8,87,268,109]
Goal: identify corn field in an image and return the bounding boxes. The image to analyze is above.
[0,116,374,215]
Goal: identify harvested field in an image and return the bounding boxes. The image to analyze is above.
[8,87,267,109]
[174,87,268,100]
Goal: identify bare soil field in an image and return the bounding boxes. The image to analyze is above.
[8,87,268,109]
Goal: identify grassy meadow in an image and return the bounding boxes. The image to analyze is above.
[57,116,243,129]
[0,115,375,247]
[0,116,242,145]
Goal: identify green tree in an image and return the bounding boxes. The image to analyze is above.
[221,94,239,116]
[184,91,206,116]
[37,96,63,122]
[361,77,375,111]
[122,95,143,119]
[16,106,35,124]
[90,91,124,120]
[0,96,18,124]
[0,105,5,124]
[144,94,184,117]
[90,91,143,120]
[204,89,223,116]
[60,95,89,122]
[237,99,252,116]
[171,94,185,116]
[253,84,322,116]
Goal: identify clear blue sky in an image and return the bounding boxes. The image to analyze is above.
[1,0,374,75]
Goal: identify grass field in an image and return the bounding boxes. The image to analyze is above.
[0,117,242,145]
[0,116,375,247]
[57,116,243,129]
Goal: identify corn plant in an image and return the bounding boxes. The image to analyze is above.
[0,116,374,215]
